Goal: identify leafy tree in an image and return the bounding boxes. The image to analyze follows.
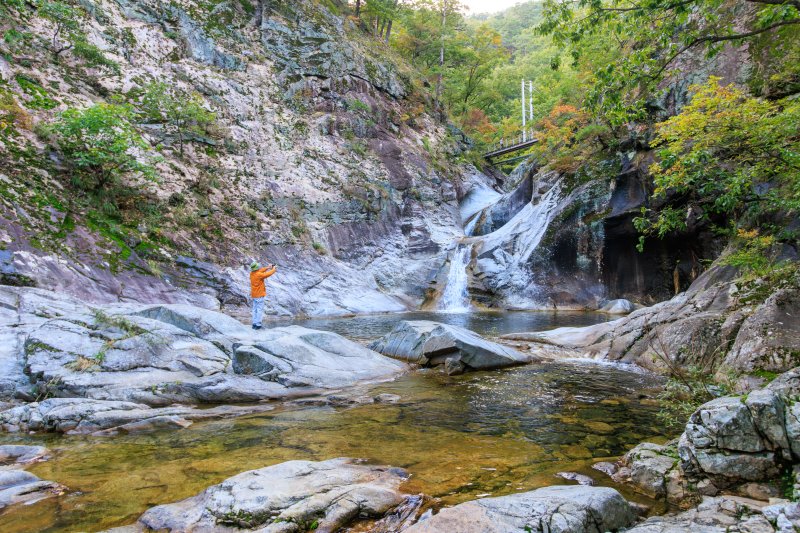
[36,1,118,71]
[634,78,800,251]
[37,0,81,57]
[136,82,217,156]
[44,103,157,212]
[442,24,508,119]
[539,0,800,123]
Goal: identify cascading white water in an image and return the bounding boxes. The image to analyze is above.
[471,180,563,306]
[438,244,473,312]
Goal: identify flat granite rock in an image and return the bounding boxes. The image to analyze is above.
[404,485,637,533]
[369,320,532,374]
[113,458,412,532]
[0,286,407,433]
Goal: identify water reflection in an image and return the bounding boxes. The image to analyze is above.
[0,359,667,533]
[272,310,614,343]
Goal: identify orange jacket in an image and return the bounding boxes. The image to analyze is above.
[250,266,276,298]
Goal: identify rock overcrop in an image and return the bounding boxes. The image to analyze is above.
[114,458,412,532]
[369,320,531,374]
[0,286,406,433]
[501,265,800,381]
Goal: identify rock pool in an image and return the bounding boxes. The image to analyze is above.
[0,313,669,532]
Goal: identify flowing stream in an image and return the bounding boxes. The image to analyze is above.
[0,312,670,533]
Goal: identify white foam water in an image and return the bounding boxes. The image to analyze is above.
[439,244,473,313]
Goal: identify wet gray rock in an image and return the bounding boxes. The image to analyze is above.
[0,470,65,510]
[0,444,48,465]
[404,485,637,533]
[624,496,793,532]
[369,320,531,372]
[118,458,411,532]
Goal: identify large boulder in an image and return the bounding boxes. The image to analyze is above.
[369,320,531,374]
[117,458,411,532]
[404,485,637,533]
[678,394,789,485]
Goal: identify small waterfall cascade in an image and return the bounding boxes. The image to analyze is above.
[438,243,473,312]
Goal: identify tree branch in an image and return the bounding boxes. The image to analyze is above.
[650,18,800,80]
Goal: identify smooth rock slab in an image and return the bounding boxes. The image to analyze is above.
[0,469,65,510]
[369,320,531,373]
[1,287,407,416]
[0,398,275,435]
[117,458,410,532]
[404,485,636,533]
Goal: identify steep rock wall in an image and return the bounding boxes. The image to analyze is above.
[0,0,492,316]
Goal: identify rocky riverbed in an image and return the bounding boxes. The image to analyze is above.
[1,266,799,532]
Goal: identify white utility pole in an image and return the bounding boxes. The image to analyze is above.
[528,80,534,138]
[521,79,526,142]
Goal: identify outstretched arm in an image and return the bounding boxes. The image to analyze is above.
[259,266,277,279]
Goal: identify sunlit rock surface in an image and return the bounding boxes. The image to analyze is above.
[112,458,411,532]
[404,485,637,533]
[0,286,406,433]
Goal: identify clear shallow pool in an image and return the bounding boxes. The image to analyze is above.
[271,310,615,343]
[0,312,668,533]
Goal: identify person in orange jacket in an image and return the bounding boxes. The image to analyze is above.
[249,261,277,330]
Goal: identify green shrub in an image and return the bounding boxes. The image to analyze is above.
[136,82,217,156]
[43,103,157,212]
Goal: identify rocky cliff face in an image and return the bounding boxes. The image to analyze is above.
[0,0,492,316]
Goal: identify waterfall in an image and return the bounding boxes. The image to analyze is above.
[472,180,563,305]
[439,244,473,312]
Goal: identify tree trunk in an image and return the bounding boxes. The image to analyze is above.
[254,0,262,27]
[384,19,393,43]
